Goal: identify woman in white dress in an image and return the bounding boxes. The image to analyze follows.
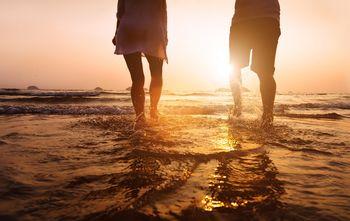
[113,0,168,128]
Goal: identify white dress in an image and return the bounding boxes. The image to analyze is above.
[114,0,168,61]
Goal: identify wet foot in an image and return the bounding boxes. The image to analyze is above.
[261,112,274,130]
[150,108,160,121]
[229,105,242,119]
[133,112,147,131]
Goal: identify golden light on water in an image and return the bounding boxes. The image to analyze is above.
[202,196,225,212]
[202,195,249,212]
[214,126,241,152]
[215,135,241,152]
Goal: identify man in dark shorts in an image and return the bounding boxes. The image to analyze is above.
[230,0,281,128]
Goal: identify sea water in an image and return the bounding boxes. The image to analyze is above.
[0,89,349,220]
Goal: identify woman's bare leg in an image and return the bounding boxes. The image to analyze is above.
[123,53,145,116]
[146,55,163,118]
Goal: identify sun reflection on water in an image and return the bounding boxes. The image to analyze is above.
[202,195,249,212]
[212,125,243,152]
[215,133,241,152]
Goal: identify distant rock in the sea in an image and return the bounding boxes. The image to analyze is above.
[94,87,103,92]
[27,86,39,90]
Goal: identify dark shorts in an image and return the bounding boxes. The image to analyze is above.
[230,18,281,77]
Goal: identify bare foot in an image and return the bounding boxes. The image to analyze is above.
[261,112,274,130]
[150,108,160,121]
[229,105,242,119]
[133,113,147,131]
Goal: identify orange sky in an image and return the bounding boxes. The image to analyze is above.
[0,0,349,92]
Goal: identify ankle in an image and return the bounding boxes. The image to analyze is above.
[150,106,159,115]
[150,107,160,120]
[135,112,146,121]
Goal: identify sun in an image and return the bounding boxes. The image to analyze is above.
[212,54,233,87]
[213,57,260,92]
[217,63,233,82]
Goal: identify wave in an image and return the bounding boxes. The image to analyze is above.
[0,105,231,116]
[163,105,229,115]
[0,105,133,115]
[284,102,350,110]
[279,112,346,120]
[269,142,334,156]
[288,147,334,156]
[0,102,348,118]
[0,89,101,97]
[175,92,217,97]
[0,97,131,104]
[100,91,129,95]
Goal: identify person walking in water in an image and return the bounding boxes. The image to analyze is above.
[229,0,281,128]
[113,0,168,129]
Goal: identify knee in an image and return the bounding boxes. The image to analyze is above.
[256,66,275,81]
[258,71,275,83]
[152,73,163,85]
[132,77,145,89]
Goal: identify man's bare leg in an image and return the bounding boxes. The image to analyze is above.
[259,74,276,128]
[230,67,242,117]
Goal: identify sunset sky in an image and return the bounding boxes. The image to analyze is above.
[1,0,349,93]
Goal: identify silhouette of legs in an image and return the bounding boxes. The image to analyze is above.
[124,53,145,117]
[230,67,242,117]
[146,55,163,119]
[258,74,276,127]
[253,23,279,127]
[124,53,164,122]
[230,18,280,126]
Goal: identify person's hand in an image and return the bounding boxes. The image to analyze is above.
[112,36,116,46]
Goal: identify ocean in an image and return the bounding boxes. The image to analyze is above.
[0,88,349,221]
